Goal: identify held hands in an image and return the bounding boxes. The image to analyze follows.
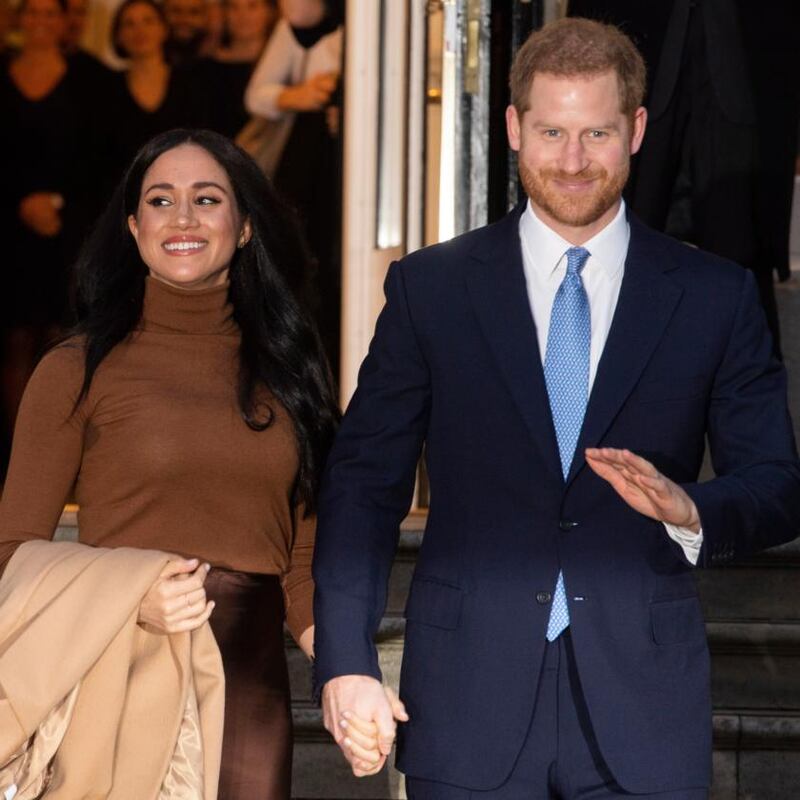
[279,72,338,112]
[322,675,408,777]
[138,558,215,634]
[19,192,64,237]
[585,447,701,532]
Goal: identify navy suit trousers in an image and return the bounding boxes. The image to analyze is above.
[406,632,709,800]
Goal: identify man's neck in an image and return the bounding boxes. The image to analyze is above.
[529,199,623,246]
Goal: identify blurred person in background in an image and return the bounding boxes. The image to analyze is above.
[0,0,13,62]
[107,0,208,180]
[245,0,343,375]
[202,0,278,138]
[62,0,114,92]
[163,0,209,65]
[0,0,99,473]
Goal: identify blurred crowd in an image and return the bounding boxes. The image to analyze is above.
[0,0,344,469]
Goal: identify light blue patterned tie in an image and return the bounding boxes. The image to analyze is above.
[543,246,591,641]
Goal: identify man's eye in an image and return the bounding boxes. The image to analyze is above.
[543,129,560,138]
[587,130,607,139]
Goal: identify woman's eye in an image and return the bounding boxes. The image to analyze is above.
[146,197,172,207]
[196,196,221,206]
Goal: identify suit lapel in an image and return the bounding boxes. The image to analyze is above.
[464,208,563,481]
[566,216,684,485]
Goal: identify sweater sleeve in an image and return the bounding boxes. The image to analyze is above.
[0,343,89,575]
[280,502,315,644]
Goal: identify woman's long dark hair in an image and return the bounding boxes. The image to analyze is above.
[72,128,339,510]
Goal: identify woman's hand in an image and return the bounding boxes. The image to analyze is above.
[138,558,215,634]
[278,72,338,112]
[19,192,63,237]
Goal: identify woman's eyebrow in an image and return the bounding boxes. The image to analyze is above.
[144,181,229,194]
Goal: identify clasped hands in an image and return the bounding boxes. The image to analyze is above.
[322,675,408,777]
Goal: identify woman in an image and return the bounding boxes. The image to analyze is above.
[202,0,278,138]
[106,0,208,180]
[0,0,99,474]
[0,129,340,798]
[244,0,344,375]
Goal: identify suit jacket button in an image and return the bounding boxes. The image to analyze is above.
[536,591,552,604]
[559,520,578,531]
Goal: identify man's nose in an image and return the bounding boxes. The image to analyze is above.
[558,138,589,175]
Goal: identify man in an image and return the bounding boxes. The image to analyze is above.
[312,18,800,799]
[163,0,210,64]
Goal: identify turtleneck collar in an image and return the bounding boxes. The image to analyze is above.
[139,276,238,335]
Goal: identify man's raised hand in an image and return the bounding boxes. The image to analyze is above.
[585,447,701,532]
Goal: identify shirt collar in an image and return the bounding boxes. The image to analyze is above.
[520,198,629,279]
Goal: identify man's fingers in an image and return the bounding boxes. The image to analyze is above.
[341,711,379,735]
[374,702,397,756]
[637,473,669,496]
[352,755,386,778]
[586,456,630,492]
[384,687,410,722]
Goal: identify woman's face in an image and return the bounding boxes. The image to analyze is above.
[278,0,324,28]
[117,1,168,59]
[19,0,66,50]
[128,143,251,291]
[225,0,274,44]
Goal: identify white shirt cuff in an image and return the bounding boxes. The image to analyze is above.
[244,84,285,120]
[663,523,703,565]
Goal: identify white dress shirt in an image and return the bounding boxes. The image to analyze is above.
[244,18,343,121]
[518,199,703,565]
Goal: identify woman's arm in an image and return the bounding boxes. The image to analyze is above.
[0,344,89,575]
[281,503,316,657]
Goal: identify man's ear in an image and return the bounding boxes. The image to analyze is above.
[629,106,647,156]
[506,104,522,152]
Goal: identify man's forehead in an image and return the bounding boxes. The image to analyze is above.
[524,70,625,115]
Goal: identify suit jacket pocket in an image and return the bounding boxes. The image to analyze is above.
[404,577,464,630]
[650,597,705,645]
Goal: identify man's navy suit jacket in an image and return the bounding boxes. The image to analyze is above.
[312,208,800,793]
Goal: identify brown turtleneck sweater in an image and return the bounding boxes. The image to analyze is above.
[0,277,314,641]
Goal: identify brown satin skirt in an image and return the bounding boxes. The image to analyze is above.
[205,569,292,800]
